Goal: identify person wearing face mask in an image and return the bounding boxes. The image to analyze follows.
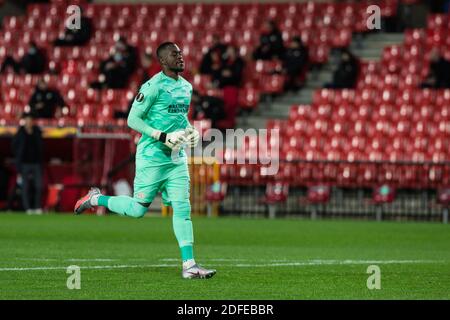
[325,49,360,89]
[421,48,450,89]
[217,46,244,88]
[138,51,161,83]
[0,42,46,74]
[211,45,244,130]
[252,20,285,60]
[90,37,137,89]
[191,90,226,129]
[199,34,227,75]
[282,36,309,92]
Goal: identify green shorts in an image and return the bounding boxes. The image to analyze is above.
[133,155,190,206]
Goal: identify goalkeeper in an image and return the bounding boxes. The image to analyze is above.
[74,42,216,279]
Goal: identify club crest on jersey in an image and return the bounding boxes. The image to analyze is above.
[135,93,144,102]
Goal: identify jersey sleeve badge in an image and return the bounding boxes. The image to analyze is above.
[135,93,144,102]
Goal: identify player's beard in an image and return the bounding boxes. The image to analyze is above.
[172,60,185,73]
[170,65,184,73]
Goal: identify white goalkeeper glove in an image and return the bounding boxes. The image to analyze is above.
[185,127,200,147]
[151,130,188,150]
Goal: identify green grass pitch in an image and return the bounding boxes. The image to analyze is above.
[0,213,449,299]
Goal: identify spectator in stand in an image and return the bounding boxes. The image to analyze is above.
[325,49,359,89]
[53,11,92,46]
[12,113,44,214]
[217,46,245,88]
[421,49,450,88]
[199,34,227,75]
[115,50,160,119]
[29,78,66,119]
[191,90,226,129]
[252,20,285,60]
[91,37,137,89]
[206,45,244,130]
[0,42,46,74]
[138,50,161,84]
[282,36,309,92]
[118,37,138,73]
[201,49,224,86]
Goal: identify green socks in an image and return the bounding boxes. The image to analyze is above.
[98,195,110,207]
[96,196,195,263]
[180,245,194,261]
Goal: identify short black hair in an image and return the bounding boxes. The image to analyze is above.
[156,42,176,59]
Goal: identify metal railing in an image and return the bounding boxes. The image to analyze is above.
[203,159,450,221]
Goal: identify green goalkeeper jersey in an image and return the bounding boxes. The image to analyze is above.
[129,71,193,163]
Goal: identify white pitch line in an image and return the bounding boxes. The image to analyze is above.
[14,258,118,262]
[66,259,117,262]
[0,264,179,271]
[14,258,58,261]
[234,260,442,267]
[159,258,249,262]
[0,260,444,272]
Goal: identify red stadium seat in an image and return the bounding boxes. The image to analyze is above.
[97,104,114,123]
[238,87,260,110]
[0,1,448,196]
[427,14,448,30]
[306,185,331,216]
[261,182,289,204]
[260,75,285,94]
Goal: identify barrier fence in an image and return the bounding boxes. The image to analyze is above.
[189,159,450,221]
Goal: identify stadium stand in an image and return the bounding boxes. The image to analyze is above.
[0,0,448,219]
[0,0,399,128]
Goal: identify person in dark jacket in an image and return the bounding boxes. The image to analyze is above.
[0,42,46,74]
[252,20,285,60]
[12,113,44,214]
[325,49,360,89]
[282,36,309,92]
[28,78,66,119]
[138,51,161,84]
[53,14,92,46]
[191,90,226,129]
[91,37,138,89]
[199,34,227,75]
[217,46,245,88]
[421,48,450,88]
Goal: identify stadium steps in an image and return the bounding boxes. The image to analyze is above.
[236,69,333,129]
[351,32,405,61]
[235,66,335,129]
